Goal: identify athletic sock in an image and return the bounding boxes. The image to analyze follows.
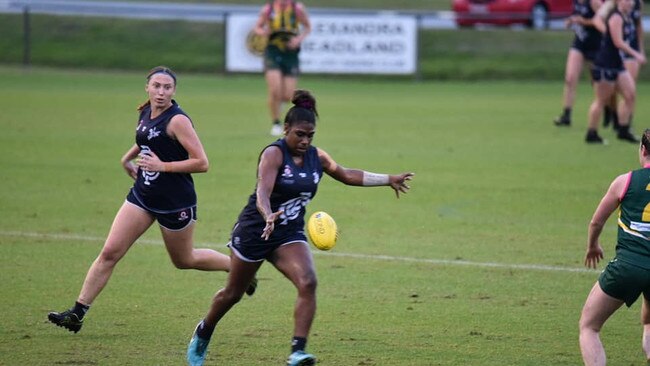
[562,107,571,119]
[273,119,281,126]
[196,319,216,340]
[291,336,307,353]
[72,301,90,320]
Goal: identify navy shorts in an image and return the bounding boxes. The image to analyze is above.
[126,189,196,231]
[591,66,625,82]
[228,222,308,262]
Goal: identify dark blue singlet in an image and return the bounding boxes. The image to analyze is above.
[627,0,641,53]
[595,10,634,70]
[130,100,197,213]
[229,139,324,262]
[570,0,602,61]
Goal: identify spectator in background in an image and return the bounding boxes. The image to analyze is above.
[553,0,603,127]
[585,0,644,143]
[253,0,311,136]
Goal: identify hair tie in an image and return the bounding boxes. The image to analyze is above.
[296,100,314,110]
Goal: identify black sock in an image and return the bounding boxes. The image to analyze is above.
[273,119,281,125]
[196,319,216,340]
[603,106,612,121]
[72,301,90,320]
[562,107,571,119]
[291,336,307,353]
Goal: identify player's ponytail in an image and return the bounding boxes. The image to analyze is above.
[642,129,650,153]
[137,66,177,112]
[285,89,318,126]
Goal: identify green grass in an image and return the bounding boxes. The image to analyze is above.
[1,66,649,365]
[8,12,650,80]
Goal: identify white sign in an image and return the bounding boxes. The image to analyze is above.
[225,13,418,75]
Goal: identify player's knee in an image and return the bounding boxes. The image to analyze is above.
[97,248,122,267]
[170,256,194,270]
[216,287,244,306]
[296,273,317,295]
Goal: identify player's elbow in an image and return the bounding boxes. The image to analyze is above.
[197,158,209,173]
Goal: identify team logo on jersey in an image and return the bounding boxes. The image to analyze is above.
[282,165,293,178]
[313,172,320,184]
[278,192,312,225]
[140,145,160,185]
[147,127,161,140]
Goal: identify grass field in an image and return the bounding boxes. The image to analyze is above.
[1,66,650,365]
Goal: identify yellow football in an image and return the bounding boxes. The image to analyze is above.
[307,211,338,251]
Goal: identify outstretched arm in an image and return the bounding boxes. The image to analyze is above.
[318,148,414,198]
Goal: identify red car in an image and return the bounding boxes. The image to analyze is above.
[452,0,573,29]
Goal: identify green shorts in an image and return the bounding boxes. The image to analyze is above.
[598,257,650,307]
[264,45,299,77]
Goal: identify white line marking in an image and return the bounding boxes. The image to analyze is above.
[0,230,598,274]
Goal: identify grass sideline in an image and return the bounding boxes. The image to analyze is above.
[6,13,650,81]
[2,66,650,365]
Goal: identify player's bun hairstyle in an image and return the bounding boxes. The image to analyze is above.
[284,89,318,126]
[138,65,177,112]
[642,129,650,153]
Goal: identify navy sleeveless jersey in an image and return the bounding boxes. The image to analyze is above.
[630,0,641,50]
[595,10,634,69]
[572,0,600,43]
[234,139,323,241]
[131,100,196,213]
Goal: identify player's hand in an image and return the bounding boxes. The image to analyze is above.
[136,151,164,172]
[261,210,284,240]
[584,244,604,269]
[389,173,414,198]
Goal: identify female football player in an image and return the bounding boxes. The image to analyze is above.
[584,0,645,143]
[553,0,603,127]
[47,66,254,334]
[579,130,650,365]
[186,90,414,366]
[253,0,311,136]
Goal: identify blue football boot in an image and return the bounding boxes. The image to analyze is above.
[286,350,316,366]
[187,325,210,366]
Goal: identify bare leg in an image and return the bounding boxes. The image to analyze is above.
[203,254,262,329]
[77,202,154,305]
[642,297,650,360]
[579,282,624,366]
[265,69,284,123]
[615,72,636,128]
[561,49,585,111]
[269,242,317,338]
[161,224,230,271]
[587,81,616,131]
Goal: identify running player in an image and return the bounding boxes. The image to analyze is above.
[186,90,414,366]
[47,66,254,334]
[253,0,311,136]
